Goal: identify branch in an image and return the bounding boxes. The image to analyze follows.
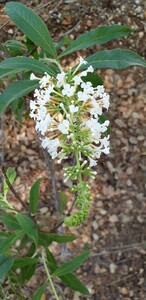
[52,191,78,231]
[1,165,28,211]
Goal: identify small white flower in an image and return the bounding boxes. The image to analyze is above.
[87,66,94,73]
[56,72,66,87]
[95,85,105,97]
[30,73,39,80]
[30,100,38,112]
[41,137,60,158]
[29,111,36,119]
[39,73,51,88]
[34,89,41,98]
[101,120,110,132]
[79,56,87,65]
[90,99,102,117]
[81,81,94,94]
[89,157,97,167]
[62,84,75,97]
[102,93,110,109]
[58,119,70,134]
[73,75,83,85]
[80,70,88,77]
[36,106,47,121]
[77,91,90,102]
[69,105,79,113]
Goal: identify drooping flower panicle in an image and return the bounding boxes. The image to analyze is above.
[30,57,110,226]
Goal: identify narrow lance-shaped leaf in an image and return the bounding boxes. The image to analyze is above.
[38,232,76,247]
[16,213,38,246]
[0,231,23,253]
[1,213,21,230]
[21,263,37,283]
[0,254,14,280]
[0,80,39,114]
[47,260,90,295]
[45,249,89,295]
[59,25,132,57]
[29,178,42,214]
[32,281,47,300]
[49,233,76,243]
[13,257,38,268]
[60,273,90,295]
[52,250,90,277]
[0,57,56,79]
[83,49,146,70]
[3,167,16,199]
[4,2,57,58]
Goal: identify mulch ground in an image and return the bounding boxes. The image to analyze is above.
[0,0,146,299]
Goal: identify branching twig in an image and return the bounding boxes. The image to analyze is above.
[44,0,64,21]
[0,19,11,31]
[52,191,78,231]
[43,149,59,211]
[25,45,38,57]
[67,191,78,216]
[1,165,28,211]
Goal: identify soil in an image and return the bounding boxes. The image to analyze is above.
[0,0,146,299]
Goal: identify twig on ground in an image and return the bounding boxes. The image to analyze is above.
[34,1,52,12]
[0,19,11,30]
[44,0,64,21]
[58,21,81,39]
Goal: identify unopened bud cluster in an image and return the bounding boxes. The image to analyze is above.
[30,57,110,225]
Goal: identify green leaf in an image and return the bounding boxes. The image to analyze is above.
[16,213,38,246]
[0,254,14,280]
[38,232,52,247]
[0,69,18,79]
[59,25,132,57]
[0,80,39,114]
[58,191,68,215]
[0,200,12,210]
[4,2,57,58]
[3,40,27,52]
[13,257,38,268]
[21,263,37,283]
[0,57,56,79]
[81,71,103,87]
[60,273,90,295]
[32,281,47,300]
[45,250,89,295]
[3,167,16,199]
[1,214,21,230]
[84,49,146,69]
[49,233,76,243]
[0,231,23,253]
[38,232,76,247]
[29,178,42,214]
[52,250,90,277]
[46,249,57,266]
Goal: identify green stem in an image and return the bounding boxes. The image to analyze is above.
[75,151,82,183]
[42,252,59,300]
[41,57,63,72]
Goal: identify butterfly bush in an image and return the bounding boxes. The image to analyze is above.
[30,57,110,226]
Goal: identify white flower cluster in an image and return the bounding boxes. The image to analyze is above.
[30,57,110,167]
